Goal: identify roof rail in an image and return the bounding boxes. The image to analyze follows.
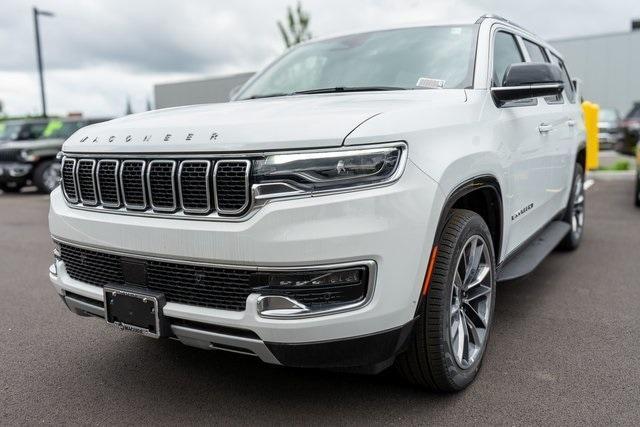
[475,14,530,33]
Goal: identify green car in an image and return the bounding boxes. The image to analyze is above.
[0,117,109,193]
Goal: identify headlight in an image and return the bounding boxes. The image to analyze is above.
[20,149,39,162]
[252,143,406,200]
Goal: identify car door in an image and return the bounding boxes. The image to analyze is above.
[489,30,561,255]
[547,51,581,205]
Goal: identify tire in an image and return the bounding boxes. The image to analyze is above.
[635,171,640,208]
[0,182,24,193]
[558,163,585,250]
[33,160,61,193]
[396,209,496,392]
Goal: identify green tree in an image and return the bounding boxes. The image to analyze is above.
[277,2,312,48]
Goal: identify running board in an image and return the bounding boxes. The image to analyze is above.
[497,221,571,282]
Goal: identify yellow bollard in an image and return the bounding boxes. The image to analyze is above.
[582,101,599,171]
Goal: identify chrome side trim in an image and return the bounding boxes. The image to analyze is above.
[96,159,121,208]
[77,159,98,206]
[213,159,252,216]
[178,160,212,214]
[119,160,147,211]
[147,160,178,213]
[61,157,78,204]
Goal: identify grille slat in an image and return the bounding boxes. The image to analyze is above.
[61,158,78,203]
[96,160,120,208]
[120,160,147,210]
[179,160,212,214]
[77,159,97,206]
[214,160,250,215]
[147,160,177,212]
[62,156,252,218]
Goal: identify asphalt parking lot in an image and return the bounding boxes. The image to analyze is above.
[1,178,639,425]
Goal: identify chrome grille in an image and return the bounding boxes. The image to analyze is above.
[214,160,250,214]
[120,160,147,210]
[77,159,97,206]
[61,158,78,203]
[97,160,120,207]
[62,156,251,218]
[147,160,177,212]
[179,160,211,214]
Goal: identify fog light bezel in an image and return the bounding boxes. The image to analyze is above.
[254,260,376,319]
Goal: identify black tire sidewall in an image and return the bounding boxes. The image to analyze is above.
[33,160,59,193]
[560,163,585,249]
[431,212,496,390]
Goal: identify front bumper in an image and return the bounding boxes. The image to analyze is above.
[0,162,32,182]
[49,160,442,367]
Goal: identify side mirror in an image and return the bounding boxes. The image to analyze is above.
[491,62,564,106]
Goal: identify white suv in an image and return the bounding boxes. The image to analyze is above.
[48,15,585,391]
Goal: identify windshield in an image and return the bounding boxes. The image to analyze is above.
[599,109,618,122]
[41,120,85,139]
[0,122,26,142]
[237,25,478,100]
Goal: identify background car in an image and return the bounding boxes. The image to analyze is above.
[0,117,109,193]
[0,118,50,143]
[598,108,623,150]
[617,102,640,156]
[635,141,640,207]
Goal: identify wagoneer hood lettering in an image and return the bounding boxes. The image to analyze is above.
[62,91,467,154]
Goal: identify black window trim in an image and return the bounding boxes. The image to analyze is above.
[490,27,537,108]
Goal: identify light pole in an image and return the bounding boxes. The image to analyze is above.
[33,7,54,118]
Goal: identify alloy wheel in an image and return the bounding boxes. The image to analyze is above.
[571,174,585,237]
[449,235,492,369]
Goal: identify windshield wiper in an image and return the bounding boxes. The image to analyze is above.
[246,93,290,100]
[293,86,407,95]
[244,86,407,100]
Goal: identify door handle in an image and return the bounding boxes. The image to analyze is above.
[538,123,553,133]
[567,119,576,127]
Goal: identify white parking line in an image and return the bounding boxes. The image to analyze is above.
[584,179,595,191]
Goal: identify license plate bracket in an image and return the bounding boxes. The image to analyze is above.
[104,286,168,338]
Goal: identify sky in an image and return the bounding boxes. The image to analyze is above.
[1,0,639,117]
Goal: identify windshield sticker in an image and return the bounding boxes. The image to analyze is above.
[416,78,446,89]
[450,27,462,35]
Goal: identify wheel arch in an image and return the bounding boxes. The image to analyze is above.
[414,175,503,316]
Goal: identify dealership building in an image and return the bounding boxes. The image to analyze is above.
[154,26,640,117]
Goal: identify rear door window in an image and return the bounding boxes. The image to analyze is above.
[550,53,576,103]
[523,39,549,63]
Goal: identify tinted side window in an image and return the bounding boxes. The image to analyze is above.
[550,53,576,103]
[492,32,524,86]
[523,39,548,63]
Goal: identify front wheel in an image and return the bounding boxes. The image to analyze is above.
[33,160,61,193]
[396,209,496,392]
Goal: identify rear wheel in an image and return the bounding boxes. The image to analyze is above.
[558,163,585,250]
[0,182,24,193]
[33,160,61,193]
[396,209,496,392]
[635,170,640,208]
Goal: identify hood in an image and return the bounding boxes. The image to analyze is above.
[63,90,467,154]
[1,138,65,151]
